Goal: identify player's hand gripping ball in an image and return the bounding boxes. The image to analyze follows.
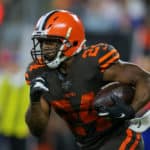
[94,82,135,120]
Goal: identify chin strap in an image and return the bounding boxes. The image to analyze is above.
[46,38,86,69]
[47,51,67,69]
[46,39,70,69]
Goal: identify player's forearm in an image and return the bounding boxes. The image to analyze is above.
[25,102,49,137]
[131,75,150,112]
[26,74,51,137]
[104,62,150,112]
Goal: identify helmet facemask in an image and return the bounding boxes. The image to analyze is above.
[31,37,73,68]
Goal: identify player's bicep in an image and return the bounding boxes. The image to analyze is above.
[103,60,148,84]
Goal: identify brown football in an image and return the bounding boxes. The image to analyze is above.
[94,82,135,107]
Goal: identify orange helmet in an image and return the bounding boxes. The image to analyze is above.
[31,9,86,68]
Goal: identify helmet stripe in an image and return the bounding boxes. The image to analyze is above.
[41,10,58,30]
[36,10,59,31]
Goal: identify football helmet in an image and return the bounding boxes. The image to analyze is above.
[31,10,86,68]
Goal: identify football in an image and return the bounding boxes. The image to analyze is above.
[94,82,135,108]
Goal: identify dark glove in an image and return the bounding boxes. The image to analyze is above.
[30,74,50,103]
[95,95,135,120]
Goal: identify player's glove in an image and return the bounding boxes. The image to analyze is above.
[30,74,50,103]
[95,95,135,120]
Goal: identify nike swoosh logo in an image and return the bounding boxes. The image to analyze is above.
[117,113,125,118]
[137,120,142,128]
[98,112,109,116]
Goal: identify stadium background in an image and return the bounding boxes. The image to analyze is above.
[0,0,150,150]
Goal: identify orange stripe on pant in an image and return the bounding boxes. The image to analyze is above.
[129,133,141,150]
[119,129,141,150]
[119,129,133,150]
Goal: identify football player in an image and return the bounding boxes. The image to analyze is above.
[25,10,150,150]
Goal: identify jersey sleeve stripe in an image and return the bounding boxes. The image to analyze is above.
[29,64,45,71]
[129,133,141,150]
[25,72,29,79]
[25,73,30,85]
[100,53,120,69]
[98,49,118,64]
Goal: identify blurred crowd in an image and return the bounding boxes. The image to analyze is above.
[0,0,150,150]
